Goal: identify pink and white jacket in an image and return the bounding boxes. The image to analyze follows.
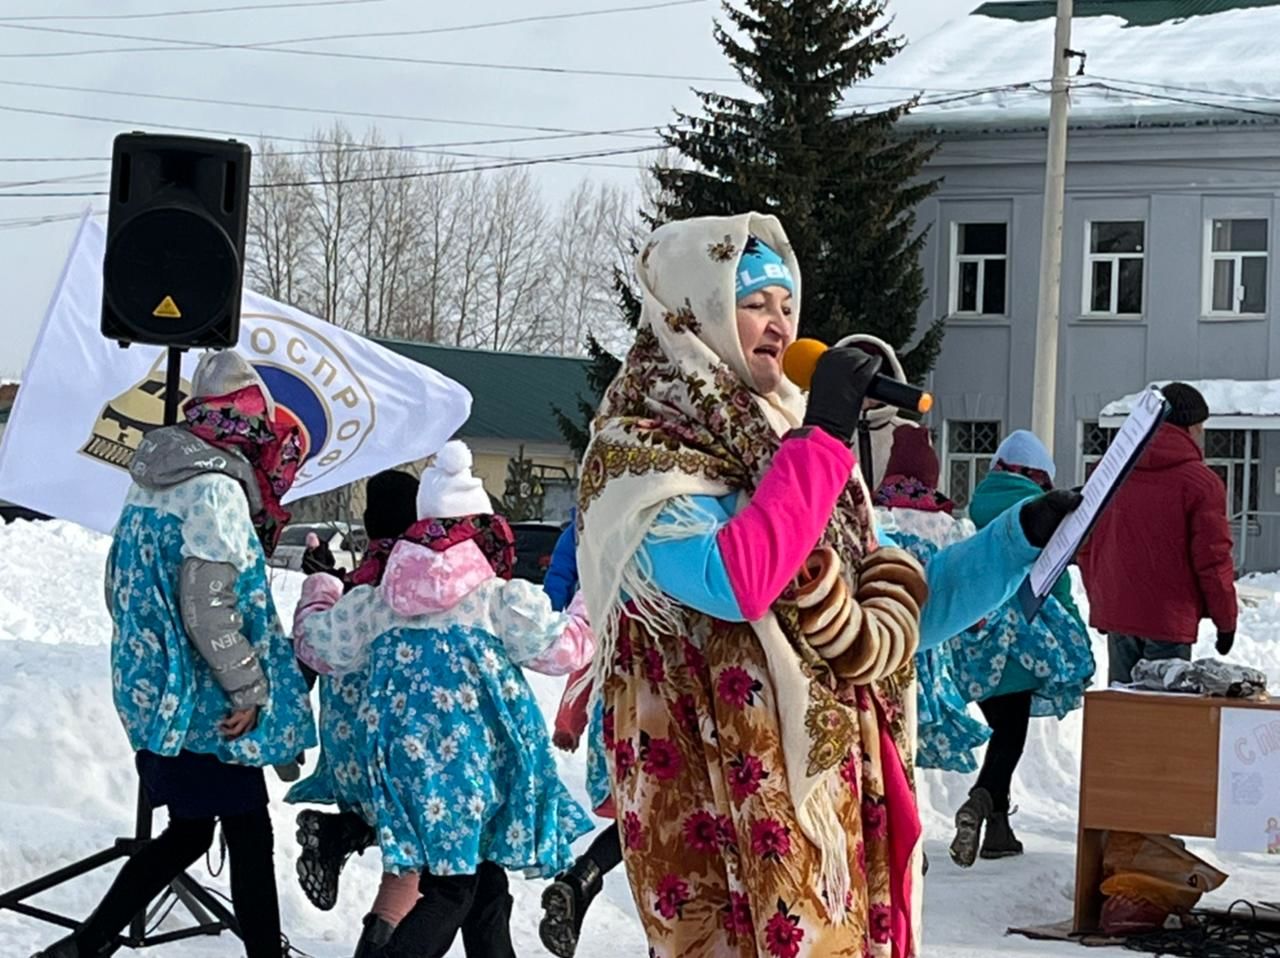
[293,537,594,677]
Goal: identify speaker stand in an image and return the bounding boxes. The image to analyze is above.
[0,346,241,950]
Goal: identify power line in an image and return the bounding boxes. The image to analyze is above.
[0,79,1039,181]
[0,143,663,197]
[0,5,728,83]
[0,78,657,141]
[1085,81,1280,121]
[0,0,389,21]
[0,79,1042,171]
[0,100,666,163]
[1090,74,1280,110]
[0,11,992,95]
[230,0,711,46]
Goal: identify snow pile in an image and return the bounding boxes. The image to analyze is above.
[0,520,112,645]
[1102,379,1280,420]
[845,6,1280,130]
[0,519,1276,956]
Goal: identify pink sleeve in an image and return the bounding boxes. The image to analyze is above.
[524,590,596,676]
[716,428,856,621]
[292,573,344,675]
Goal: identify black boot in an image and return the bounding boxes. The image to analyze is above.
[352,913,395,958]
[539,857,603,958]
[295,809,376,911]
[949,787,994,869]
[980,807,1024,860]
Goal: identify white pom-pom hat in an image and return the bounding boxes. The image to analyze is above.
[416,440,492,519]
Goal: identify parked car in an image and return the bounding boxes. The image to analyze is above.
[0,503,49,523]
[270,521,367,573]
[511,522,564,584]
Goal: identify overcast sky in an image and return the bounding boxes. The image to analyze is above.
[0,0,959,378]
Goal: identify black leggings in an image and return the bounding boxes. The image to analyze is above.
[77,809,281,958]
[974,691,1034,812]
[383,860,514,958]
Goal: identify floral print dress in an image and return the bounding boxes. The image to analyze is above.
[284,673,374,821]
[108,474,316,767]
[294,538,593,877]
[604,613,898,958]
[948,471,1096,718]
[875,507,990,773]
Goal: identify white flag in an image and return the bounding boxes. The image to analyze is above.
[0,214,472,534]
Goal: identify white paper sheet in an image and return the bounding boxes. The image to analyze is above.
[1028,386,1168,599]
[1217,707,1280,854]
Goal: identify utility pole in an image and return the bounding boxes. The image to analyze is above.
[1030,0,1074,450]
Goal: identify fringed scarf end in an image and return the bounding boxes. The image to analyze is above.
[803,776,852,925]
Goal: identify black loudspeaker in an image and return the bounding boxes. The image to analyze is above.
[101,133,251,348]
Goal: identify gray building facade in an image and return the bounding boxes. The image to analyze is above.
[913,123,1280,569]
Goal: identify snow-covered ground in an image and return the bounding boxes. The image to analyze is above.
[0,519,1275,957]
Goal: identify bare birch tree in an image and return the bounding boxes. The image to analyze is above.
[484,167,547,352]
[246,144,312,307]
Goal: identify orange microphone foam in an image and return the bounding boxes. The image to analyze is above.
[781,338,828,391]
[781,338,934,414]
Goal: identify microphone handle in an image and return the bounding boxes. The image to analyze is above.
[865,374,927,413]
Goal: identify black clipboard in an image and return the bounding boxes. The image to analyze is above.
[1017,389,1171,621]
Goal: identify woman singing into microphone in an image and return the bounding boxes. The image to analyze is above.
[576,213,1077,958]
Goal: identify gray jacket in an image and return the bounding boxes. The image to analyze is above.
[130,427,269,710]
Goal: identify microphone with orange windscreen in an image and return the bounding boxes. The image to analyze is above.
[782,338,933,414]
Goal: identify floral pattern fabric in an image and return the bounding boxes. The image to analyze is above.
[605,613,899,958]
[578,214,922,957]
[294,549,593,877]
[287,516,518,819]
[108,475,316,766]
[363,623,591,875]
[875,509,990,774]
[284,673,373,820]
[948,598,1095,719]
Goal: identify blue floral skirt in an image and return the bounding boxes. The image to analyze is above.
[915,648,990,772]
[949,597,1095,720]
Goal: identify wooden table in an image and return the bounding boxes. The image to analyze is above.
[1073,689,1280,932]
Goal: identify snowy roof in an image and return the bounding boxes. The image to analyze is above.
[1100,379,1280,427]
[846,0,1280,132]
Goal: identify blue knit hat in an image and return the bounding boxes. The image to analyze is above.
[991,430,1056,481]
[735,236,794,301]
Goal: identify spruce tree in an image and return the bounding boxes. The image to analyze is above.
[554,270,639,457]
[557,0,943,452]
[658,0,943,380]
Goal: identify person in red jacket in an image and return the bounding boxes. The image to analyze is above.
[1079,382,1237,684]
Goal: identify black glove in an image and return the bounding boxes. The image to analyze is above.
[1216,630,1235,656]
[801,348,882,445]
[1019,489,1082,548]
[302,539,337,575]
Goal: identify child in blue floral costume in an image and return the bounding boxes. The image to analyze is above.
[287,469,423,957]
[293,441,595,958]
[947,431,1095,868]
[32,351,316,958]
[873,425,991,775]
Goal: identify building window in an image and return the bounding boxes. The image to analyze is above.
[1206,218,1268,316]
[1084,221,1144,316]
[951,223,1007,316]
[1080,421,1259,520]
[1205,429,1260,518]
[1080,420,1118,481]
[945,420,1002,510]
